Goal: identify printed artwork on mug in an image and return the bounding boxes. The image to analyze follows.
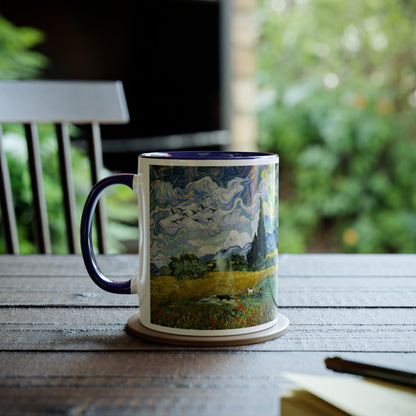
[149,164,279,330]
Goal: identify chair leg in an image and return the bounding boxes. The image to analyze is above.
[0,126,19,254]
[25,123,51,254]
[86,123,107,254]
[56,123,79,254]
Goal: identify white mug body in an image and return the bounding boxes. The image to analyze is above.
[135,152,279,336]
[81,151,279,337]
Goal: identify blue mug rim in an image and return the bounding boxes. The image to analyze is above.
[140,151,278,160]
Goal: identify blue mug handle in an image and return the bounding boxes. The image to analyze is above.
[80,173,136,294]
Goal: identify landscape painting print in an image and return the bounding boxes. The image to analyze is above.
[149,163,278,331]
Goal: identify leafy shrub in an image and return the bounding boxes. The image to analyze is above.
[0,15,47,79]
[257,0,416,253]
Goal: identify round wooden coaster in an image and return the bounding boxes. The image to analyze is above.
[126,313,289,346]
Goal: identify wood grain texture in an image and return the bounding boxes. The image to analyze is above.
[1,307,414,352]
[1,255,415,308]
[0,255,137,277]
[1,276,415,307]
[1,253,415,277]
[0,254,415,415]
[0,351,414,416]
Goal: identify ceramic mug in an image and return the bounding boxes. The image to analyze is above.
[81,151,282,339]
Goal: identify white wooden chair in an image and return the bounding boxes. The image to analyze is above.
[0,81,129,254]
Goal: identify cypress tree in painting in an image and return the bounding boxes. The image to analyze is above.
[247,198,267,270]
[257,199,267,260]
[247,233,258,269]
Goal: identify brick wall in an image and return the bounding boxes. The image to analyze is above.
[231,0,258,151]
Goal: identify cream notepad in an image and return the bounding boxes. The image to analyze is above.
[281,372,416,416]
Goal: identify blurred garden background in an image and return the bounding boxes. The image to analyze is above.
[1,0,416,254]
[257,0,416,253]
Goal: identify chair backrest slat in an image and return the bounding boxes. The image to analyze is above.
[0,81,129,123]
[25,123,52,254]
[86,123,107,254]
[56,123,78,254]
[0,81,129,254]
[0,126,19,254]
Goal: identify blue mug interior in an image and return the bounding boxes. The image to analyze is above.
[140,151,276,160]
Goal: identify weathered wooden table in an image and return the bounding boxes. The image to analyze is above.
[1,254,415,415]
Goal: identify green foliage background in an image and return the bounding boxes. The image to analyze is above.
[257,0,416,253]
[0,15,47,79]
[0,16,137,253]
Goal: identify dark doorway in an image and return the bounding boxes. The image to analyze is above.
[1,0,229,172]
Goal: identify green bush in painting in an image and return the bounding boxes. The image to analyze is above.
[257,0,416,253]
[169,253,208,281]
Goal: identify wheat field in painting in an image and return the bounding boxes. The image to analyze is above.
[150,264,278,330]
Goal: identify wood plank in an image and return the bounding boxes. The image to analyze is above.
[1,254,415,277]
[279,253,416,277]
[0,255,138,277]
[0,388,260,416]
[3,307,414,327]
[280,276,416,307]
[1,308,415,352]
[1,275,415,307]
[1,351,413,383]
[0,351,414,416]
